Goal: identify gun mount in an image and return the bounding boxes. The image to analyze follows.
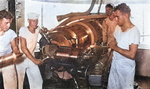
[38,13,111,88]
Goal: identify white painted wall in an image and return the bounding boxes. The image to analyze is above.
[25,0,150,48]
[0,0,8,10]
[25,0,102,28]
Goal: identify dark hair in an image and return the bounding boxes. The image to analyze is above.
[106,3,114,9]
[114,3,131,15]
[0,10,14,20]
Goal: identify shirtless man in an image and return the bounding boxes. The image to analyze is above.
[102,3,117,46]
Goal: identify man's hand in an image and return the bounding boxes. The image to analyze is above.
[13,52,23,59]
[34,57,49,65]
[108,40,118,50]
[34,59,44,65]
[13,52,24,64]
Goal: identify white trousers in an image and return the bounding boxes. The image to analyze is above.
[1,64,17,89]
[107,59,135,89]
[16,57,43,89]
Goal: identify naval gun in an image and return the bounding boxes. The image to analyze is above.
[38,0,111,88]
[38,13,111,87]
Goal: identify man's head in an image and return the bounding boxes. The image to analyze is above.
[105,3,114,16]
[0,10,13,31]
[27,13,39,29]
[113,3,131,26]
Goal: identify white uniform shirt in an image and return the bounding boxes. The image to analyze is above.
[113,25,140,61]
[108,25,140,89]
[19,27,40,55]
[17,26,43,89]
[0,29,17,56]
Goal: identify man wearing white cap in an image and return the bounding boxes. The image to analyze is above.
[16,12,43,89]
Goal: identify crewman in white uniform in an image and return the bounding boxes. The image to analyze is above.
[107,3,140,89]
[0,8,21,89]
[16,12,43,89]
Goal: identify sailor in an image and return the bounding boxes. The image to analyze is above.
[16,12,44,89]
[0,8,21,89]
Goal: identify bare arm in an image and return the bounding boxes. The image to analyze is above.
[19,36,43,65]
[10,37,23,64]
[102,20,108,46]
[11,37,20,54]
[109,41,138,59]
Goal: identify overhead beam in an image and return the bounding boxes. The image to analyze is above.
[31,0,150,4]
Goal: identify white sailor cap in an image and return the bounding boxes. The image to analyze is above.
[27,12,39,19]
[106,3,115,8]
